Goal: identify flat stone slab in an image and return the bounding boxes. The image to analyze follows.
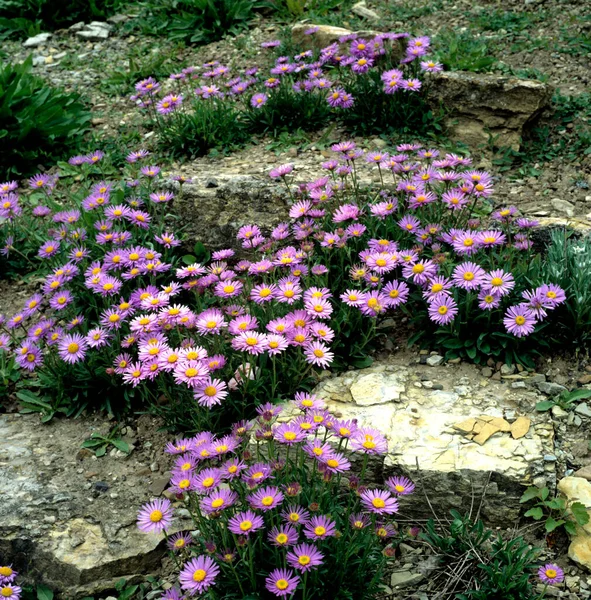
[0,413,175,596]
[314,358,555,524]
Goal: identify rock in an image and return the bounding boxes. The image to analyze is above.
[574,467,591,482]
[426,72,551,151]
[32,55,46,67]
[511,416,531,439]
[390,571,424,588]
[351,1,381,21]
[480,367,493,378]
[551,198,575,218]
[426,355,444,367]
[575,403,591,418]
[551,405,568,418]
[69,22,86,31]
[501,364,516,375]
[76,28,109,41]
[578,374,591,385]
[23,33,52,47]
[511,381,527,389]
[312,357,554,525]
[349,372,407,405]
[170,171,290,249]
[536,381,568,396]
[0,414,167,595]
[88,21,113,31]
[557,477,591,570]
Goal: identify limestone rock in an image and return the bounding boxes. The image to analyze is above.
[313,357,554,525]
[170,173,290,250]
[76,27,109,41]
[349,372,406,405]
[511,416,531,439]
[426,71,552,151]
[557,477,591,570]
[426,355,443,366]
[551,198,575,218]
[23,33,52,47]
[536,381,568,396]
[0,413,169,595]
[351,1,381,21]
[390,571,424,588]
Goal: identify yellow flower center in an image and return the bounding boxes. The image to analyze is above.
[276,580,289,591]
[193,569,206,582]
[204,386,217,397]
[515,316,526,325]
[0,568,12,577]
[202,477,215,488]
[289,513,299,522]
[211,498,224,508]
[245,337,258,346]
[223,285,235,294]
[432,283,443,293]
[491,277,503,286]
[1,588,13,598]
[240,520,252,531]
[284,432,296,441]
[262,496,274,506]
[438,306,448,315]
[327,459,339,468]
[67,343,79,354]
[179,479,190,489]
[545,569,557,578]
[185,368,198,378]
[463,238,473,246]
[395,484,405,493]
[276,533,288,544]
[372,498,385,508]
[298,555,311,565]
[149,509,163,522]
[547,291,556,299]
[313,349,325,358]
[314,526,326,536]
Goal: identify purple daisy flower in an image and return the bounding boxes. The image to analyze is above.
[350,427,388,454]
[303,515,336,540]
[0,565,17,583]
[228,510,265,536]
[137,498,173,533]
[201,489,238,514]
[179,556,219,595]
[0,585,21,600]
[265,568,300,597]
[452,262,486,290]
[248,485,284,511]
[504,304,536,338]
[386,476,415,496]
[268,524,299,548]
[360,489,399,514]
[287,543,324,572]
[538,564,564,585]
[428,294,458,325]
[483,269,515,296]
[58,333,88,364]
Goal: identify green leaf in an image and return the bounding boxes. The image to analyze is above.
[571,502,590,526]
[540,487,550,501]
[182,254,196,264]
[111,438,130,453]
[441,339,464,349]
[37,584,54,600]
[95,446,107,457]
[524,507,544,520]
[535,400,555,412]
[520,487,540,503]
[465,345,477,360]
[351,356,373,369]
[545,517,565,532]
[564,389,591,403]
[564,521,578,536]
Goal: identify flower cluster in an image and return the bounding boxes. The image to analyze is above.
[137,396,413,599]
[0,564,20,600]
[131,32,441,153]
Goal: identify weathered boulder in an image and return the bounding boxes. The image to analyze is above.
[426,71,552,151]
[0,413,178,598]
[169,173,290,251]
[557,476,591,570]
[313,357,555,525]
